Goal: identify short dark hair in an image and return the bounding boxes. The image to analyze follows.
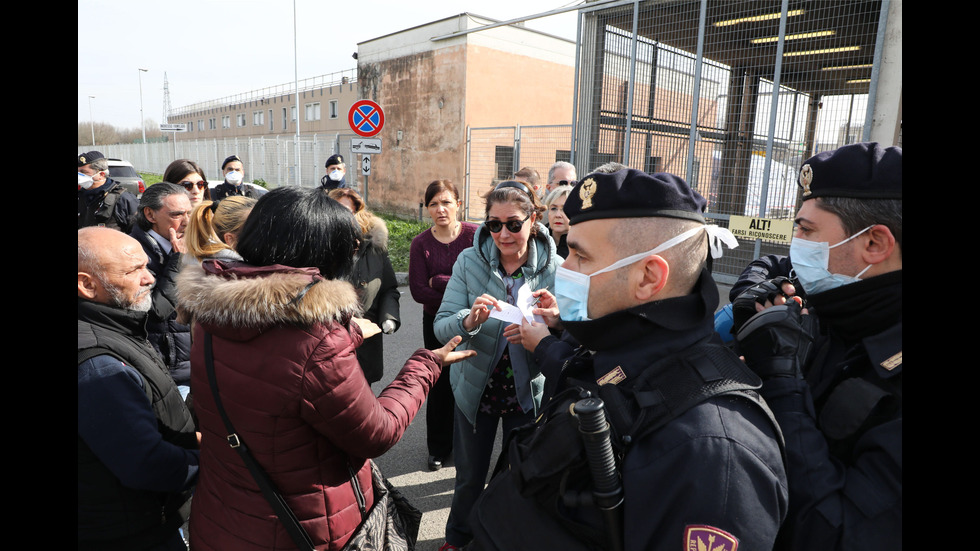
[164,159,211,201]
[135,182,189,231]
[815,196,903,255]
[424,179,460,205]
[235,187,360,280]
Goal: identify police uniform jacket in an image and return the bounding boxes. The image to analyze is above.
[502,268,789,551]
[77,178,138,233]
[210,181,259,201]
[759,270,902,550]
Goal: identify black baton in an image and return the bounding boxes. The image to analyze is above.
[574,397,624,551]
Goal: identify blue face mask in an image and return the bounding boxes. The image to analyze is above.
[555,225,707,322]
[790,225,873,295]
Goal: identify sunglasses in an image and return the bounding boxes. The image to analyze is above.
[555,180,577,187]
[180,180,207,191]
[485,213,531,233]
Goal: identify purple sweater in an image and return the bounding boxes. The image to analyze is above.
[409,222,478,316]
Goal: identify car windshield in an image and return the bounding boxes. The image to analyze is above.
[109,165,140,178]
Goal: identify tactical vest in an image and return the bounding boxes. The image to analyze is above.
[77,315,196,550]
[470,341,784,551]
[78,183,126,231]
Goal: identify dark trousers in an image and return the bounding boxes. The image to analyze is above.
[423,312,455,458]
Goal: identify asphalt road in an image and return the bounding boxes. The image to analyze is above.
[371,277,733,550]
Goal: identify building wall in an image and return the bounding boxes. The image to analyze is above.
[357,13,576,214]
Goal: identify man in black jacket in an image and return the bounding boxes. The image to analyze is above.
[130,183,193,397]
[78,226,199,551]
[734,142,902,549]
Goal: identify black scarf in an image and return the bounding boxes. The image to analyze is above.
[806,270,902,345]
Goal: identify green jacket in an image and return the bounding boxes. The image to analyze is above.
[434,222,560,428]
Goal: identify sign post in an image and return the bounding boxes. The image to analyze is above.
[159,123,188,159]
[348,100,385,203]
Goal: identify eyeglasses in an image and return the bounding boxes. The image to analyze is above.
[485,213,531,233]
[180,180,207,191]
[555,180,577,187]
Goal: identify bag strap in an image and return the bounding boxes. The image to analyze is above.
[203,333,316,551]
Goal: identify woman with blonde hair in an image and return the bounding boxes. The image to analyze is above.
[184,196,257,263]
[327,187,401,386]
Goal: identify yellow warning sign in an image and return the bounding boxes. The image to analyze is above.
[729,215,794,244]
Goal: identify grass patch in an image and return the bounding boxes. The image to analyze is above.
[378,213,431,273]
[141,172,164,187]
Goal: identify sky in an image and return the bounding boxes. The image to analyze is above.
[78,0,581,130]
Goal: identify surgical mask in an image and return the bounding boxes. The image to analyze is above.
[556,225,710,322]
[78,172,94,189]
[225,170,244,186]
[328,169,344,182]
[789,225,873,295]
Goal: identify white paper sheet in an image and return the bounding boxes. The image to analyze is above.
[488,284,545,325]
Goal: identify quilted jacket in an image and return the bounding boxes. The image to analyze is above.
[177,260,441,551]
[433,222,560,428]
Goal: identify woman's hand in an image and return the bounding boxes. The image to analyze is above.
[463,294,501,331]
[431,335,477,366]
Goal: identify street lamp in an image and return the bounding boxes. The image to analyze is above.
[138,68,148,169]
[88,95,96,146]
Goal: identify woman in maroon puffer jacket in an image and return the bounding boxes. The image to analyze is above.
[177,187,472,551]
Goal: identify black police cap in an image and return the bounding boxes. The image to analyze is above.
[798,142,902,201]
[78,151,105,167]
[326,154,345,168]
[222,155,242,170]
[563,168,707,225]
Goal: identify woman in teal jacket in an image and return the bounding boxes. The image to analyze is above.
[433,180,560,550]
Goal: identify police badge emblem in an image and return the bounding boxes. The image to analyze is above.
[79,155,87,164]
[579,177,597,209]
[799,163,813,196]
[685,525,738,551]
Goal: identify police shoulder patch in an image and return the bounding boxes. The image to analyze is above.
[685,525,738,551]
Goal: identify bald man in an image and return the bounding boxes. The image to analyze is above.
[78,227,199,551]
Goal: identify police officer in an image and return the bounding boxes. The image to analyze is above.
[78,151,138,233]
[320,153,348,190]
[734,142,902,550]
[470,169,788,551]
[211,155,259,200]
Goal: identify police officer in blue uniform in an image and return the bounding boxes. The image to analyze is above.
[734,142,902,550]
[469,168,788,551]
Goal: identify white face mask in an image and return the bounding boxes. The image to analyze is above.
[790,225,873,295]
[225,170,244,186]
[78,172,94,189]
[328,169,344,182]
[555,225,707,322]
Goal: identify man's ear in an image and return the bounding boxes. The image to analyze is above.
[78,272,99,300]
[861,224,897,265]
[143,206,157,226]
[634,255,669,301]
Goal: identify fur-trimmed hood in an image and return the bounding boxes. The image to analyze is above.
[176,260,361,335]
[359,213,389,253]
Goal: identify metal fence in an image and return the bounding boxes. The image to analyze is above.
[95,133,364,192]
[464,125,573,220]
[571,0,892,281]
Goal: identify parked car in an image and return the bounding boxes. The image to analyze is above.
[106,158,146,197]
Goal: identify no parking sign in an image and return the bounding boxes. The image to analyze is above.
[348,100,385,137]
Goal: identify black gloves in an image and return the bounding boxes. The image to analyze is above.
[730,276,800,334]
[735,301,815,379]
